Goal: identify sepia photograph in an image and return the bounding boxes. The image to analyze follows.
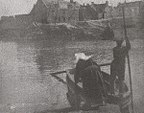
[0,0,144,113]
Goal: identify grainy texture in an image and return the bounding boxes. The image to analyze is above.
[0,38,143,113]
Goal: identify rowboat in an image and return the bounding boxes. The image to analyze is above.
[66,68,131,113]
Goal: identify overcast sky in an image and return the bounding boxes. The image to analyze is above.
[0,0,142,17]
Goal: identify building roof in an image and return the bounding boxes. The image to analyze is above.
[41,0,65,8]
[42,0,59,4]
[41,0,59,7]
[41,0,77,9]
[118,1,142,8]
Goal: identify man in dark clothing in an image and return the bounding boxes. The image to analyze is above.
[110,38,131,94]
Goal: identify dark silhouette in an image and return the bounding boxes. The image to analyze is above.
[110,38,131,94]
[74,53,106,106]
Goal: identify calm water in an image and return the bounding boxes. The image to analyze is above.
[0,39,144,113]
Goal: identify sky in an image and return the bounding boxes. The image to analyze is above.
[0,0,142,17]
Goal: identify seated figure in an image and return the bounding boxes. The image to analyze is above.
[74,53,106,105]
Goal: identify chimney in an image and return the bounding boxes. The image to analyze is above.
[106,1,108,6]
[70,0,73,3]
[86,3,89,6]
[91,2,94,5]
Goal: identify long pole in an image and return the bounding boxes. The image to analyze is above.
[122,4,134,113]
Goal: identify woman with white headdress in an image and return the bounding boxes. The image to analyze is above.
[74,53,98,83]
[74,53,106,106]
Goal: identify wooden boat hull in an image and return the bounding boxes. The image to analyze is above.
[66,69,131,113]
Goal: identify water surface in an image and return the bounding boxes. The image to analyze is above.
[0,39,143,113]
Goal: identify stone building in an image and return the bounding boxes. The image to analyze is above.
[79,4,98,21]
[30,0,80,24]
[91,1,108,19]
[104,5,114,19]
[115,1,142,18]
[104,1,144,19]
[48,0,80,24]
[0,14,32,38]
[30,0,49,23]
[79,1,108,21]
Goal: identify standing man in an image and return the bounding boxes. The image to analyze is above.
[110,38,131,95]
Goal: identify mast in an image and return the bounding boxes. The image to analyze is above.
[122,2,134,113]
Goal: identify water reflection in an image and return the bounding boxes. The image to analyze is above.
[0,40,72,113]
[0,42,19,104]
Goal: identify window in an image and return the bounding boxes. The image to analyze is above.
[63,10,65,15]
[59,17,61,22]
[63,17,66,22]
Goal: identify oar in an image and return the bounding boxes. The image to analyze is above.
[50,71,67,85]
[122,5,134,113]
[50,70,67,75]
[99,63,111,67]
[50,62,111,76]
[49,62,111,85]
[51,74,66,84]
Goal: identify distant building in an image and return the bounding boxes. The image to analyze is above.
[104,5,113,19]
[91,1,108,19]
[0,14,33,38]
[30,0,50,23]
[138,1,144,28]
[116,1,142,18]
[0,14,31,30]
[79,4,98,21]
[49,0,80,24]
[30,0,80,24]
[79,1,108,21]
